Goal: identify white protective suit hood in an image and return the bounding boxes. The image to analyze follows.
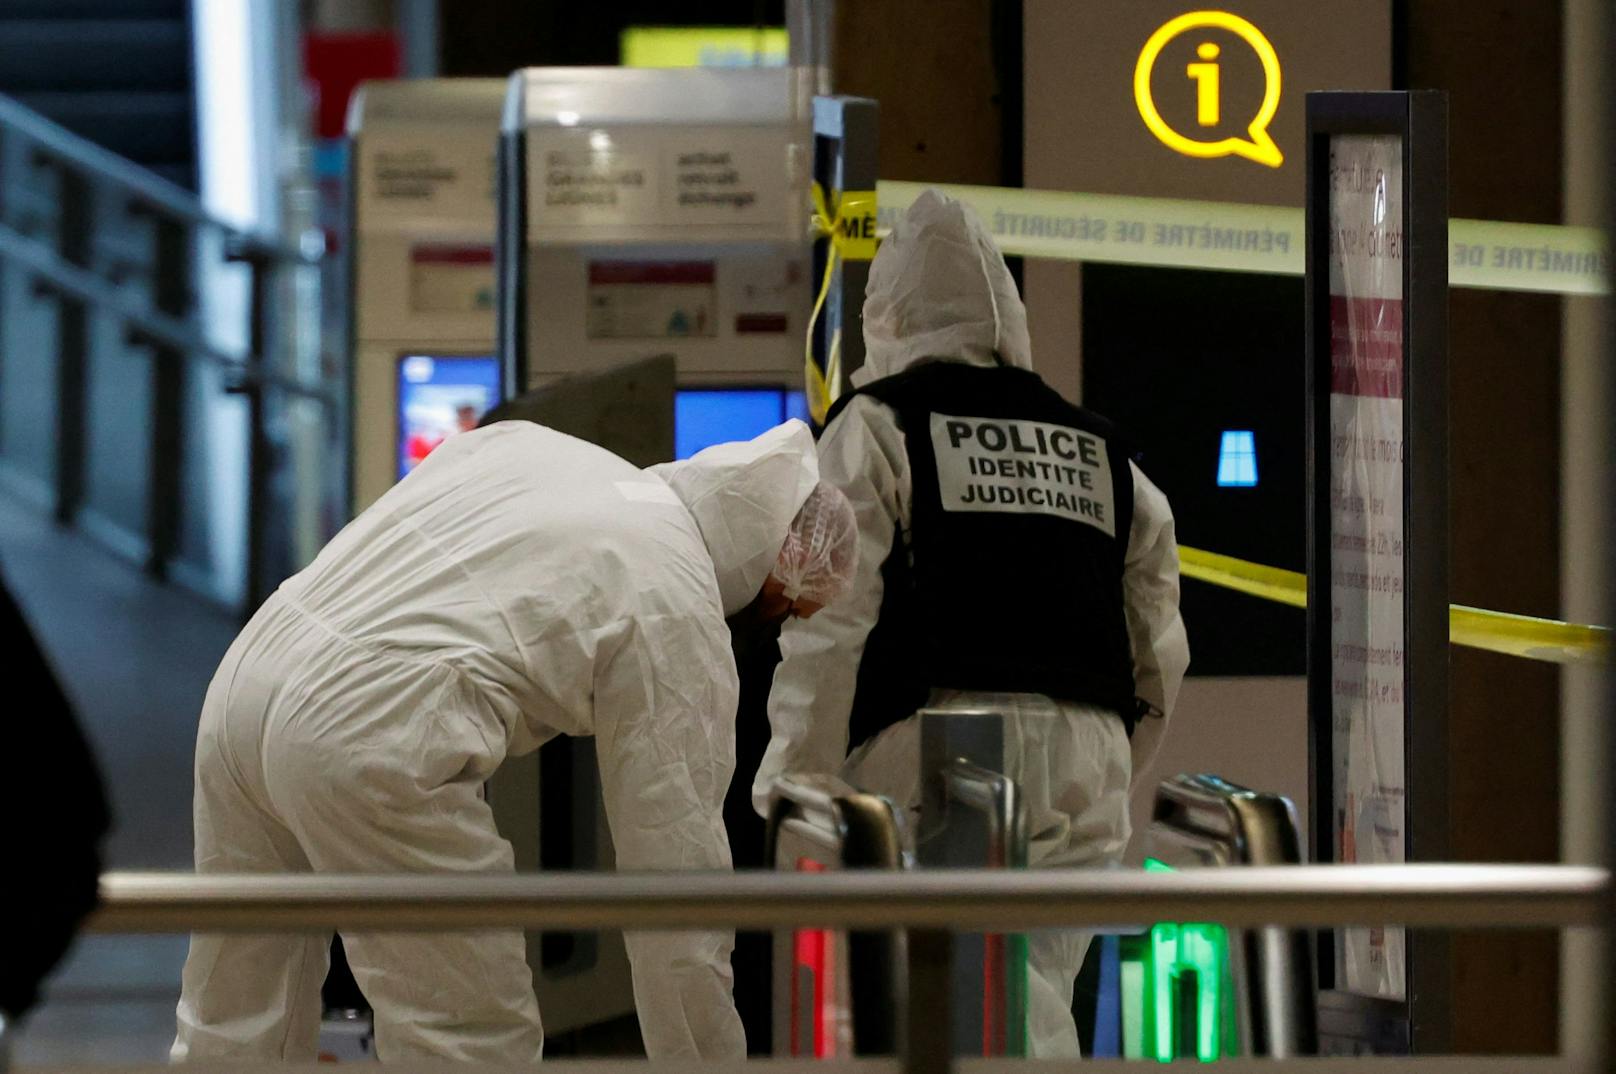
[650,420,820,615]
[855,188,1033,386]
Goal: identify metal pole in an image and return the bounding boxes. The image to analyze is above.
[904,929,951,1074]
[224,240,274,616]
[1599,4,1616,1069]
[810,94,878,392]
[788,0,835,96]
[1560,0,1613,1058]
[938,758,1027,1057]
[88,865,1607,935]
[49,163,91,527]
[144,213,190,579]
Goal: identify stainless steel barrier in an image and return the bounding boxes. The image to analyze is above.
[935,761,1028,871]
[916,712,1032,1059]
[71,866,1613,1074]
[762,713,1036,1061]
[1137,773,1316,1059]
[90,866,1605,933]
[0,1060,1589,1074]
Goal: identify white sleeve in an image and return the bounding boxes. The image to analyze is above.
[1123,460,1190,788]
[752,396,910,816]
[592,612,747,1060]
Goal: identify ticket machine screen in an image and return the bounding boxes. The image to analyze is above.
[397,354,502,478]
[675,387,809,459]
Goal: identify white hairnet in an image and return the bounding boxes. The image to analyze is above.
[774,481,859,606]
[857,188,1032,387]
[648,421,819,616]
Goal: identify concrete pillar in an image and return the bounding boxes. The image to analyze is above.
[1402,0,1564,1053]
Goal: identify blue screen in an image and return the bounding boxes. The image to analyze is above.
[397,354,502,479]
[784,391,811,424]
[675,388,809,459]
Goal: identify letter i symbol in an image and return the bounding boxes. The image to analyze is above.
[1188,42,1221,126]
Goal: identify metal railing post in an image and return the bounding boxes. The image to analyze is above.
[0,91,329,606]
[916,710,1031,1058]
[224,239,274,616]
[143,211,190,578]
[48,161,91,527]
[1598,12,1616,1070]
[904,928,952,1074]
[937,758,1028,1057]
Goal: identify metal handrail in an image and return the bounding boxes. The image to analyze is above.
[0,92,314,265]
[0,91,336,610]
[90,865,1607,934]
[0,221,334,404]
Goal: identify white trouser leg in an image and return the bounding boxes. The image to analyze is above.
[266,725,545,1063]
[1023,929,1093,1057]
[172,714,329,1061]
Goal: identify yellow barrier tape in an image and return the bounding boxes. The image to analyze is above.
[804,185,878,424]
[824,188,878,262]
[875,180,1610,297]
[1179,545,1610,666]
[1449,605,1612,666]
[1179,546,1307,610]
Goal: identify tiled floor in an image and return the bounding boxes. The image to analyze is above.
[1,501,237,1063]
[9,938,189,1064]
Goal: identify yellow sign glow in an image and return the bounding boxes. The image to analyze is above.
[1134,10,1283,168]
[620,26,788,69]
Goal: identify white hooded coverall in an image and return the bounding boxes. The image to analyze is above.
[174,419,820,1063]
[755,191,1190,1057]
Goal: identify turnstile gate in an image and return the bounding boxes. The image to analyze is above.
[765,708,1033,1058]
[1123,773,1318,1060]
[767,736,1316,1061]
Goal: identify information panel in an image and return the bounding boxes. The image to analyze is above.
[1306,90,1448,1054]
[1326,133,1406,1000]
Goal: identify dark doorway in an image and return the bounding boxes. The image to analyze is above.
[1083,264,1306,676]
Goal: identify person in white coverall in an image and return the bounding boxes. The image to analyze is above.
[172,419,859,1063]
[755,190,1190,1057]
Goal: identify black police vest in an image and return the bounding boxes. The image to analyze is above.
[827,361,1140,752]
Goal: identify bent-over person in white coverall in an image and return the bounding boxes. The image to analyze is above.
[172,419,858,1063]
[755,190,1190,1057]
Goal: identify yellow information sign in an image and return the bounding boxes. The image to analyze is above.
[1134,10,1284,168]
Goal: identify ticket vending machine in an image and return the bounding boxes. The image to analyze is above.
[497,66,813,459]
[346,78,505,514]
